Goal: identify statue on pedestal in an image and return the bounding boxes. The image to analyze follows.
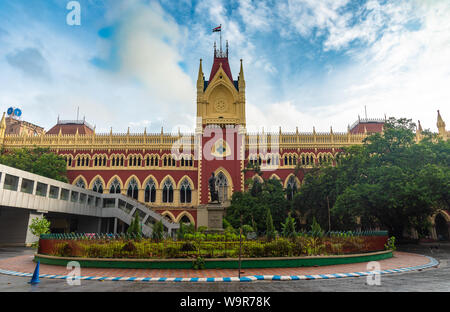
[208,172,220,203]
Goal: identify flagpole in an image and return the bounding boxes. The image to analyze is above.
[220,24,222,55]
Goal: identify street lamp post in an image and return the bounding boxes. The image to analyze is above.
[239,214,243,279]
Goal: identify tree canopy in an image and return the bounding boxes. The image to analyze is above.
[293,118,450,238]
[0,147,68,182]
[225,164,292,234]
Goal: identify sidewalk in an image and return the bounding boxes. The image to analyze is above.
[0,251,438,282]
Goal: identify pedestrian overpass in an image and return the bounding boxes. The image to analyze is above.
[0,164,179,246]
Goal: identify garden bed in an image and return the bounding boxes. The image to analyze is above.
[36,233,391,269]
[34,250,393,269]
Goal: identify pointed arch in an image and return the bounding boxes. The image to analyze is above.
[142,174,159,189]
[205,73,239,102]
[124,175,142,190]
[161,211,176,222]
[144,176,157,203]
[106,175,124,193]
[213,167,233,203]
[432,210,450,223]
[176,175,195,190]
[88,175,106,190]
[269,173,281,181]
[284,174,300,201]
[125,176,140,200]
[283,174,301,189]
[252,174,264,184]
[179,178,193,204]
[175,211,195,225]
[161,175,175,203]
[159,175,176,190]
[72,175,88,189]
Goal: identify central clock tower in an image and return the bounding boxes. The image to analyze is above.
[196,43,246,127]
[195,43,246,207]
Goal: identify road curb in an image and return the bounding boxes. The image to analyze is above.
[0,256,439,283]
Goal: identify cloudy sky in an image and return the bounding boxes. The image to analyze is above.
[0,0,448,134]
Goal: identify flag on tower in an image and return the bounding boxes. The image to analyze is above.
[212,25,221,32]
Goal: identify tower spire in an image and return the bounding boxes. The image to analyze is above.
[437,110,447,138]
[197,58,204,85]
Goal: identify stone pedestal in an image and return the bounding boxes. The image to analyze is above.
[197,203,227,232]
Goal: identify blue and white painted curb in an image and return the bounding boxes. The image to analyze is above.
[0,256,439,283]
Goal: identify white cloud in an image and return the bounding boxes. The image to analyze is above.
[247,0,450,132]
[117,2,195,107]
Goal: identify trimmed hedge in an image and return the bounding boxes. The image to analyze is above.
[39,235,389,259]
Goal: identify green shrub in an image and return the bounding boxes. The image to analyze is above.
[192,256,205,270]
[180,241,196,252]
[54,242,73,257]
[263,239,293,257]
[164,245,181,258]
[385,236,396,251]
[242,225,254,237]
[122,241,137,253]
[197,226,208,233]
[152,221,164,240]
[243,242,265,257]
[84,244,104,258]
[266,209,276,241]
[310,217,324,237]
[281,215,296,238]
[29,217,51,249]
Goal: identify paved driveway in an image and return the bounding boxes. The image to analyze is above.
[0,244,448,292]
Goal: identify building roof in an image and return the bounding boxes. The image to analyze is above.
[46,120,94,135]
[209,56,234,83]
[5,117,44,131]
[349,118,385,134]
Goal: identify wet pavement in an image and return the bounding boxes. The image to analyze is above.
[0,244,449,292]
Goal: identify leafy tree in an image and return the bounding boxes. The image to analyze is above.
[293,117,449,238]
[0,147,68,182]
[265,208,276,241]
[281,214,296,238]
[242,224,254,237]
[225,171,291,234]
[29,216,51,248]
[310,217,324,237]
[127,214,142,236]
[152,220,164,240]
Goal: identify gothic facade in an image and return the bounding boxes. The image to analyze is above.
[0,44,447,229]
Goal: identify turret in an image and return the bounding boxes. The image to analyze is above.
[197,59,204,94]
[238,59,245,93]
[416,120,423,141]
[437,110,446,137]
[0,113,6,143]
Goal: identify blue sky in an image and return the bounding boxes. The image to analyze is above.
[0,0,449,134]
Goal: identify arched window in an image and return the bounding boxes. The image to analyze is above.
[162,179,174,203]
[109,178,121,194]
[145,179,156,203]
[127,178,139,200]
[75,178,86,189]
[180,215,191,224]
[92,178,104,194]
[180,179,192,204]
[216,172,228,202]
[286,176,297,201]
